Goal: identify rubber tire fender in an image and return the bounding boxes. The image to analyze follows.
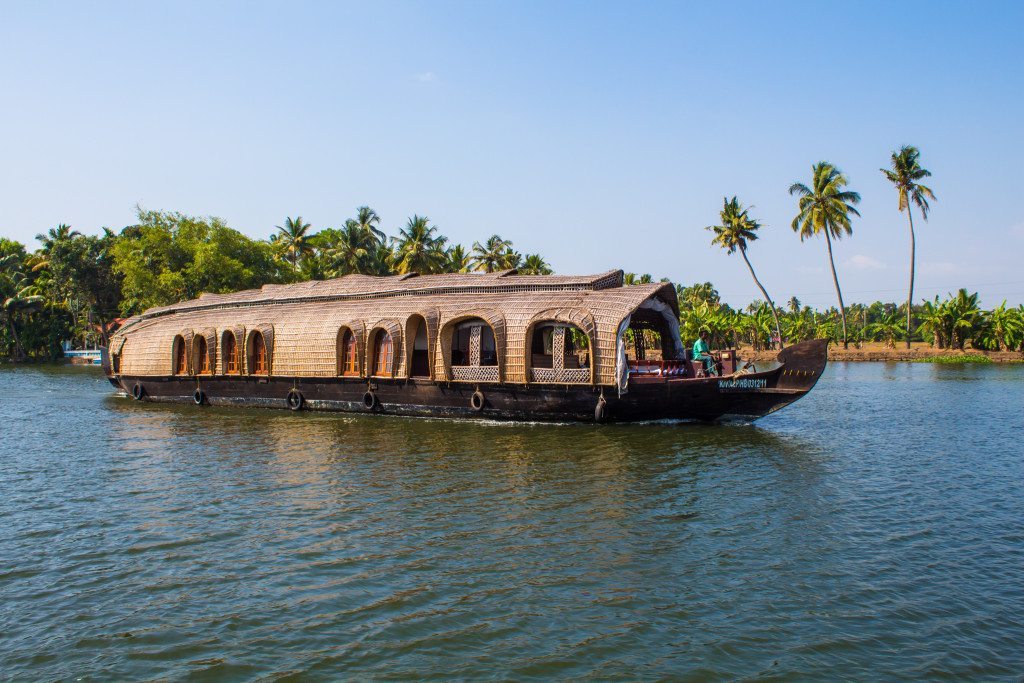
[131,383,145,401]
[287,389,304,411]
[192,388,206,406]
[362,390,377,410]
[470,390,485,412]
[594,396,607,423]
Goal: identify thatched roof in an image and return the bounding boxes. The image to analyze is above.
[112,269,679,387]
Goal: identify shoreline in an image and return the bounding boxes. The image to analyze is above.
[742,343,1024,364]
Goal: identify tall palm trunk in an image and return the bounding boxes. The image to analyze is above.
[6,318,27,361]
[823,230,848,348]
[740,247,784,349]
[905,210,916,349]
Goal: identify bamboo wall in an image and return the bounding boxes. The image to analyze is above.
[111,273,678,388]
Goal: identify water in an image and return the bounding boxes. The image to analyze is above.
[1,362,1022,680]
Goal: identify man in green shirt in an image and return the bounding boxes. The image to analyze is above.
[692,329,715,376]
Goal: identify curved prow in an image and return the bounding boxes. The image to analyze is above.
[775,338,828,392]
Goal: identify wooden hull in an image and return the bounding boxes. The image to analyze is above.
[105,339,828,424]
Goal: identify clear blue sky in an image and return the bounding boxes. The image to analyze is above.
[2,1,1022,308]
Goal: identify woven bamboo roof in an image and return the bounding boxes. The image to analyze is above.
[139,269,635,318]
[112,270,680,387]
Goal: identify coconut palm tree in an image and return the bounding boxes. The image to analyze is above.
[881,146,937,348]
[36,223,81,254]
[392,215,447,274]
[501,249,522,271]
[471,235,513,273]
[519,253,553,275]
[625,273,655,285]
[707,196,784,349]
[274,216,314,270]
[445,244,473,273]
[329,220,376,275]
[789,162,861,348]
[353,206,385,244]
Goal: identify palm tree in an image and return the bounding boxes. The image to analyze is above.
[471,235,513,273]
[445,244,473,273]
[2,286,44,360]
[501,249,522,271]
[881,146,937,348]
[353,206,385,244]
[707,196,784,349]
[36,223,81,254]
[392,215,447,274]
[274,216,314,270]
[625,273,654,285]
[790,162,861,348]
[519,254,553,275]
[0,255,43,360]
[330,221,374,275]
[787,296,801,314]
[364,243,395,276]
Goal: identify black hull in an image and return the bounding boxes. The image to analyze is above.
[106,339,828,424]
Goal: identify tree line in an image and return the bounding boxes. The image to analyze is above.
[662,283,1024,354]
[0,206,552,360]
[2,151,1022,361]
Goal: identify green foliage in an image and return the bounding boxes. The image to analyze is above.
[677,282,720,309]
[881,146,936,218]
[392,215,448,274]
[707,196,783,346]
[519,254,553,275]
[5,199,1021,364]
[0,206,559,359]
[471,235,516,273]
[112,209,284,314]
[912,355,993,364]
[790,161,861,347]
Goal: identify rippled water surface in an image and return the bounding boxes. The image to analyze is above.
[2,362,1023,679]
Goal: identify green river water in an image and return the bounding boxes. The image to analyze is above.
[1,362,1022,679]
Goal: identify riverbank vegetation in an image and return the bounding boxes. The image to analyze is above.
[1,206,555,360]
[2,146,1022,361]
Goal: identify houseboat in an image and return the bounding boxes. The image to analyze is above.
[103,270,827,423]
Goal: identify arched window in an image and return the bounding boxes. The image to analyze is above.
[339,328,359,376]
[371,331,393,377]
[173,335,188,375]
[452,320,497,367]
[529,323,591,383]
[410,317,429,377]
[250,331,268,375]
[194,336,211,375]
[222,331,239,375]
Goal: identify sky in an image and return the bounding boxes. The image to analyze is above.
[2,1,1022,308]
